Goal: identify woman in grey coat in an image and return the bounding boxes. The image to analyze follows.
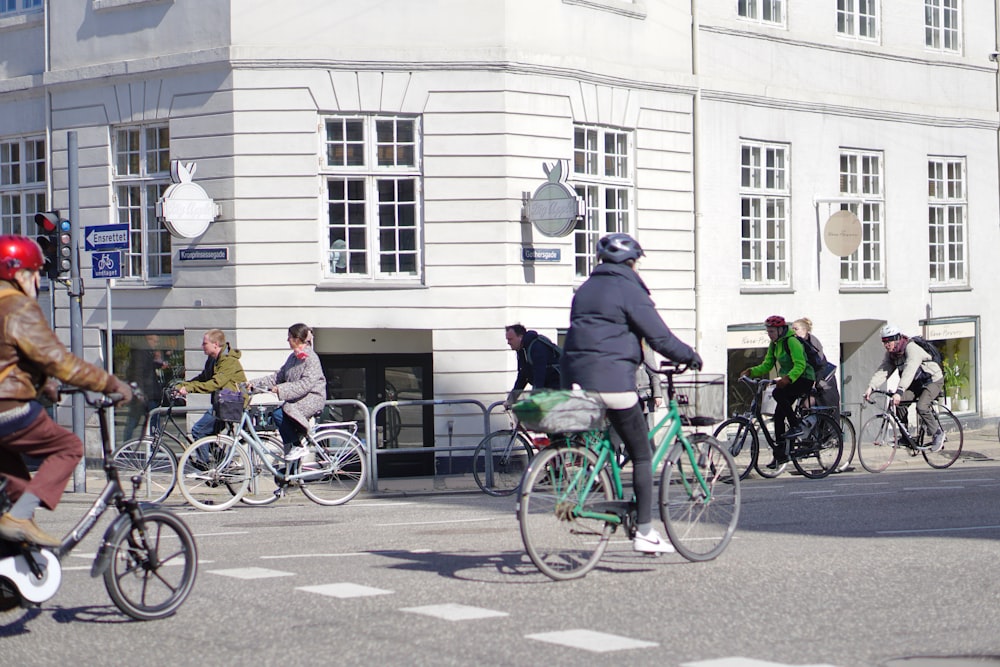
[249,323,326,460]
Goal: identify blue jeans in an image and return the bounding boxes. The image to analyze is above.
[271,406,305,450]
[191,408,218,440]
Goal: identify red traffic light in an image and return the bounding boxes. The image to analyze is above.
[34,211,60,233]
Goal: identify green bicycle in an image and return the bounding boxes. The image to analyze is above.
[516,363,740,581]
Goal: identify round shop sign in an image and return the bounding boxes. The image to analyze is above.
[156,161,220,239]
[527,161,581,238]
[823,210,863,257]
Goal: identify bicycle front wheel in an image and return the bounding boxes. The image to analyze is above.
[300,430,368,506]
[858,414,898,473]
[518,445,613,581]
[713,417,757,480]
[103,508,198,621]
[472,429,534,496]
[112,436,180,504]
[923,405,963,469]
[836,414,857,472]
[660,434,740,562]
[240,435,284,506]
[177,436,249,511]
[790,413,842,479]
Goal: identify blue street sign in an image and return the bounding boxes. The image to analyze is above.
[84,224,130,251]
[91,251,122,279]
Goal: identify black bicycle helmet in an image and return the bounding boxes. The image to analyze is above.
[596,233,644,264]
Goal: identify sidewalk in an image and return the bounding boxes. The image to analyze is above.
[60,425,1000,502]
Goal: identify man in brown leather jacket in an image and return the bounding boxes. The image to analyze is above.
[0,235,132,547]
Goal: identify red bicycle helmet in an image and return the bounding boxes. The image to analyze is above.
[0,235,45,281]
[764,315,787,328]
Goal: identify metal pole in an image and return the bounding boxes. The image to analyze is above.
[68,131,86,492]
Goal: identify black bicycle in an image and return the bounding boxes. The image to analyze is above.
[112,381,192,503]
[0,387,198,621]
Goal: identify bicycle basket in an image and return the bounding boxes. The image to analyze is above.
[248,405,278,431]
[511,390,605,433]
[216,388,246,423]
[674,374,725,427]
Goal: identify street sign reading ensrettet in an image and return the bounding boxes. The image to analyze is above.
[85,224,130,251]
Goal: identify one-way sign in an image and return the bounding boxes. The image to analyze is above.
[85,224,130,251]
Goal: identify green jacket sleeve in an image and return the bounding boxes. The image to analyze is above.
[180,351,246,394]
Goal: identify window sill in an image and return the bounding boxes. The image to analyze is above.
[317,280,425,291]
[562,0,646,19]
[92,0,172,11]
[929,284,972,293]
[839,286,889,294]
[0,10,42,33]
[739,286,793,295]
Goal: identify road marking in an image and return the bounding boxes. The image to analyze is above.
[375,517,498,527]
[208,566,294,579]
[400,603,508,621]
[296,582,392,598]
[901,486,964,491]
[192,531,250,538]
[260,552,372,559]
[682,658,838,667]
[789,489,835,495]
[527,629,657,652]
[877,524,1000,535]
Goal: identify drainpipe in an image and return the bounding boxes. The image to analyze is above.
[691,0,702,353]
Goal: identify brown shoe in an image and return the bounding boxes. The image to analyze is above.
[0,513,62,547]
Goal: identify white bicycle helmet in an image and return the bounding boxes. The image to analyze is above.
[880,324,901,340]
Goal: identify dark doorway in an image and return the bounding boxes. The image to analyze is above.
[320,353,434,477]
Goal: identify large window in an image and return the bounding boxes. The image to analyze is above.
[112,125,172,281]
[738,0,784,27]
[839,150,884,287]
[0,136,46,237]
[740,141,789,287]
[925,0,960,52]
[322,115,422,281]
[837,0,879,40]
[928,157,967,286]
[0,0,42,16]
[572,124,633,277]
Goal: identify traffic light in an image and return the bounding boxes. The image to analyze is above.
[33,211,72,280]
[33,211,59,280]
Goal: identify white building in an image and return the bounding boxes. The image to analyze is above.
[1,0,995,474]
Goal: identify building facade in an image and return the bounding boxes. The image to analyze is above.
[1,0,996,470]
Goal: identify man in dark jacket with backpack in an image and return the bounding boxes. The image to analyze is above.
[504,324,562,408]
[864,324,945,451]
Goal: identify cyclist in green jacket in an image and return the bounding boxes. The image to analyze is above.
[176,329,247,439]
[741,315,815,467]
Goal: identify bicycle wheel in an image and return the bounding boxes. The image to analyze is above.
[712,417,757,480]
[300,430,368,506]
[836,414,857,472]
[112,435,180,504]
[754,426,787,478]
[472,429,534,496]
[240,435,284,506]
[790,413,842,479]
[177,436,249,511]
[858,413,898,473]
[923,405,963,469]
[518,445,613,581]
[103,508,198,621]
[660,434,739,562]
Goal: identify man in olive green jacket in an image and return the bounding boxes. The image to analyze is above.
[177,329,246,439]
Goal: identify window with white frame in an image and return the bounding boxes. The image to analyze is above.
[925,0,960,52]
[112,125,172,281]
[839,150,884,287]
[322,115,422,281]
[740,141,789,286]
[0,0,42,16]
[837,0,879,40]
[572,124,633,278]
[0,136,46,238]
[928,157,967,286]
[738,0,784,26]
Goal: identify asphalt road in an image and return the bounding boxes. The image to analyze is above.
[3,429,1000,667]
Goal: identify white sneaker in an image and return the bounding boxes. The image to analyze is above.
[633,529,675,554]
[285,446,309,461]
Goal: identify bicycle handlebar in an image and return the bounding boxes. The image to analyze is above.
[57,384,139,408]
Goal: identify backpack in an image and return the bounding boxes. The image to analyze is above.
[908,336,943,367]
[526,334,563,385]
[783,336,836,381]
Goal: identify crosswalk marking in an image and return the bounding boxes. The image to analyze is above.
[296,582,392,598]
[682,658,838,667]
[207,567,294,579]
[400,603,508,621]
[526,629,657,652]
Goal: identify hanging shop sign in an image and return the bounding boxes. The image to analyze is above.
[524,160,582,238]
[156,161,220,239]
